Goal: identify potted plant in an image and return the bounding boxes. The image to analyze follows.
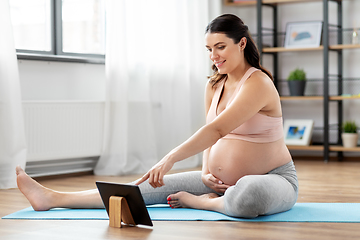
[341,121,358,148]
[287,68,306,96]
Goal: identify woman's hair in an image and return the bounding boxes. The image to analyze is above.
[205,14,273,87]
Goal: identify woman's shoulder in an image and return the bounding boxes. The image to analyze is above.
[251,69,271,80]
[245,69,275,89]
[240,69,280,103]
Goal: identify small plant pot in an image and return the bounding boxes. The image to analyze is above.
[288,80,306,96]
[341,133,358,148]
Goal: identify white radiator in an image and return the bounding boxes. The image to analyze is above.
[23,101,105,177]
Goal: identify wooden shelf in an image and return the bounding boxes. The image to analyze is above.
[329,146,360,152]
[281,96,360,101]
[280,96,324,101]
[280,95,360,101]
[287,145,324,151]
[329,44,360,50]
[263,46,323,53]
[330,95,360,100]
[224,0,322,6]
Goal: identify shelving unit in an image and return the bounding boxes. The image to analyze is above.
[224,0,360,161]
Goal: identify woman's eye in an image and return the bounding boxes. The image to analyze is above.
[218,46,225,50]
[207,48,212,52]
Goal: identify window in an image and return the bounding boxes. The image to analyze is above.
[62,0,106,55]
[9,0,106,62]
[10,0,52,52]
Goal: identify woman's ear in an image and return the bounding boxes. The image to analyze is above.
[239,37,247,51]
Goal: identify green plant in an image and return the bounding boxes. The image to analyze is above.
[287,68,306,81]
[343,121,358,133]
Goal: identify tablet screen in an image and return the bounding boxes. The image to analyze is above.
[96,181,153,226]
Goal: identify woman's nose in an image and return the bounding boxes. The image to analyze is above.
[210,51,218,61]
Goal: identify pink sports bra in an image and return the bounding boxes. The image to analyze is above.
[206,67,283,143]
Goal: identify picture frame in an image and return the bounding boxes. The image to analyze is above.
[284,21,323,48]
[283,119,314,146]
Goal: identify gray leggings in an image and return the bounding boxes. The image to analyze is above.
[135,161,298,218]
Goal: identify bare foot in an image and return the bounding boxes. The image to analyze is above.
[16,166,55,211]
[167,192,224,213]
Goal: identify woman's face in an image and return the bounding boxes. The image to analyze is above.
[205,33,245,75]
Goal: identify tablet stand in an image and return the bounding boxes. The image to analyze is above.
[109,196,136,228]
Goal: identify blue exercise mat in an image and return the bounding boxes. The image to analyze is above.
[3,203,360,222]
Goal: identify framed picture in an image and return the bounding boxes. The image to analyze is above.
[284,21,323,48]
[283,119,314,146]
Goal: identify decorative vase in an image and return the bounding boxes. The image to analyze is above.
[288,80,306,96]
[341,133,358,148]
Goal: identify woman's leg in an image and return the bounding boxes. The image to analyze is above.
[223,161,298,218]
[16,166,216,211]
[144,171,226,213]
[168,191,226,213]
[163,171,227,214]
[168,161,298,218]
[16,166,103,211]
[223,173,298,218]
[136,171,217,205]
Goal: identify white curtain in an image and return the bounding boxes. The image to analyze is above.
[0,0,27,189]
[95,0,220,175]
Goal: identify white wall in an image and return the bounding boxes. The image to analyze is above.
[18,60,106,101]
[223,1,360,157]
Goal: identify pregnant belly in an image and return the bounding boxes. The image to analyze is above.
[207,138,289,185]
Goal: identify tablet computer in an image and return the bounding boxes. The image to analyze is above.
[96,181,153,227]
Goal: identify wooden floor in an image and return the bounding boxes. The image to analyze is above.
[1,160,360,240]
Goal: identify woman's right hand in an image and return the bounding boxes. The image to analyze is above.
[135,154,174,188]
[201,173,231,194]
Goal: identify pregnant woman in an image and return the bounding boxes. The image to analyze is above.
[16,14,298,218]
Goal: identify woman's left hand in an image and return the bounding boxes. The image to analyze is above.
[135,155,174,188]
[201,173,231,193]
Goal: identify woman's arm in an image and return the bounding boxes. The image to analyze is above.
[136,72,275,187]
[201,148,210,176]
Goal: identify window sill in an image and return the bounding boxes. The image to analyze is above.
[17,53,105,64]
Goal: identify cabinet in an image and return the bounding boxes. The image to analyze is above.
[224,0,360,161]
